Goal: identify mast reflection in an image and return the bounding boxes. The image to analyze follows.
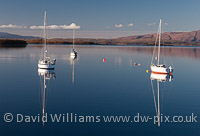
[150,73,173,127]
[38,68,56,126]
[70,55,77,84]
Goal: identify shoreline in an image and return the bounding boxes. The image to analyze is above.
[0,39,27,47]
[1,39,200,48]
[27,43,200,48]
[25,38,200,47]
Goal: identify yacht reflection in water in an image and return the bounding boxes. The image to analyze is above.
[38,68,56,126]
[70,55,77,84]
[150,73,173,127]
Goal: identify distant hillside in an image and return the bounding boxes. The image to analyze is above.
[116,30,200,42]
[113,30,200,46]
[4,30,200,46]
[25,30,200,46]
[0,32,40,39]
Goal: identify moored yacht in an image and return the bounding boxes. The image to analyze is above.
[38,10,56,69]
[150,18,173,75]
[70,29,77,58]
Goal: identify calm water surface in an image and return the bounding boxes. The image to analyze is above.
[0,45,200,135]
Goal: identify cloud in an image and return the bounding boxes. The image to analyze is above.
[164,22,169,26]
[147,22,156,26]
[115,24,123,28]
[30,25,43,29]
[127,23,134,27]
[0,24,27,29]
[30,23,80,29]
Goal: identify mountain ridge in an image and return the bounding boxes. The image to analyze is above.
[2,30,200,46]
[115,30,200,42]
[112,30,200,45]
[0,32,40,39]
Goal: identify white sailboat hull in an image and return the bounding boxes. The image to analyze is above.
[38,63,55,69]
[151,65,172,74]
[70,51,77,57]
[70,55,77,59]
[38,59,56,69]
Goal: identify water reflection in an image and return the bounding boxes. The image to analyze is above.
[38,69,56,126]
[150,73,173,127]
[114,57,122,66]
[128,47,200,60]
[70,55,77,84]
[150,73,173,82]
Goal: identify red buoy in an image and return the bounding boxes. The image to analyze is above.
[103,58,106,62]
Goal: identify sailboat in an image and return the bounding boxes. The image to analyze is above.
[151,19,173,74]
[150,72,173,126]
[70,29,78,58]
[38,10,56,69]
[38,69,56,126]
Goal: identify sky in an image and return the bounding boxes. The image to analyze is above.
[0,0,200,38]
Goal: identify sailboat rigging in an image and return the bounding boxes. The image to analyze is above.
[151,18,173,75]
[38,10,56,69]
[70,29,78,58]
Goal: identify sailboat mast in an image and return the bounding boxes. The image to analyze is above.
[73,29,75,49]
[44,10,47,59]
[158,18,162,65]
